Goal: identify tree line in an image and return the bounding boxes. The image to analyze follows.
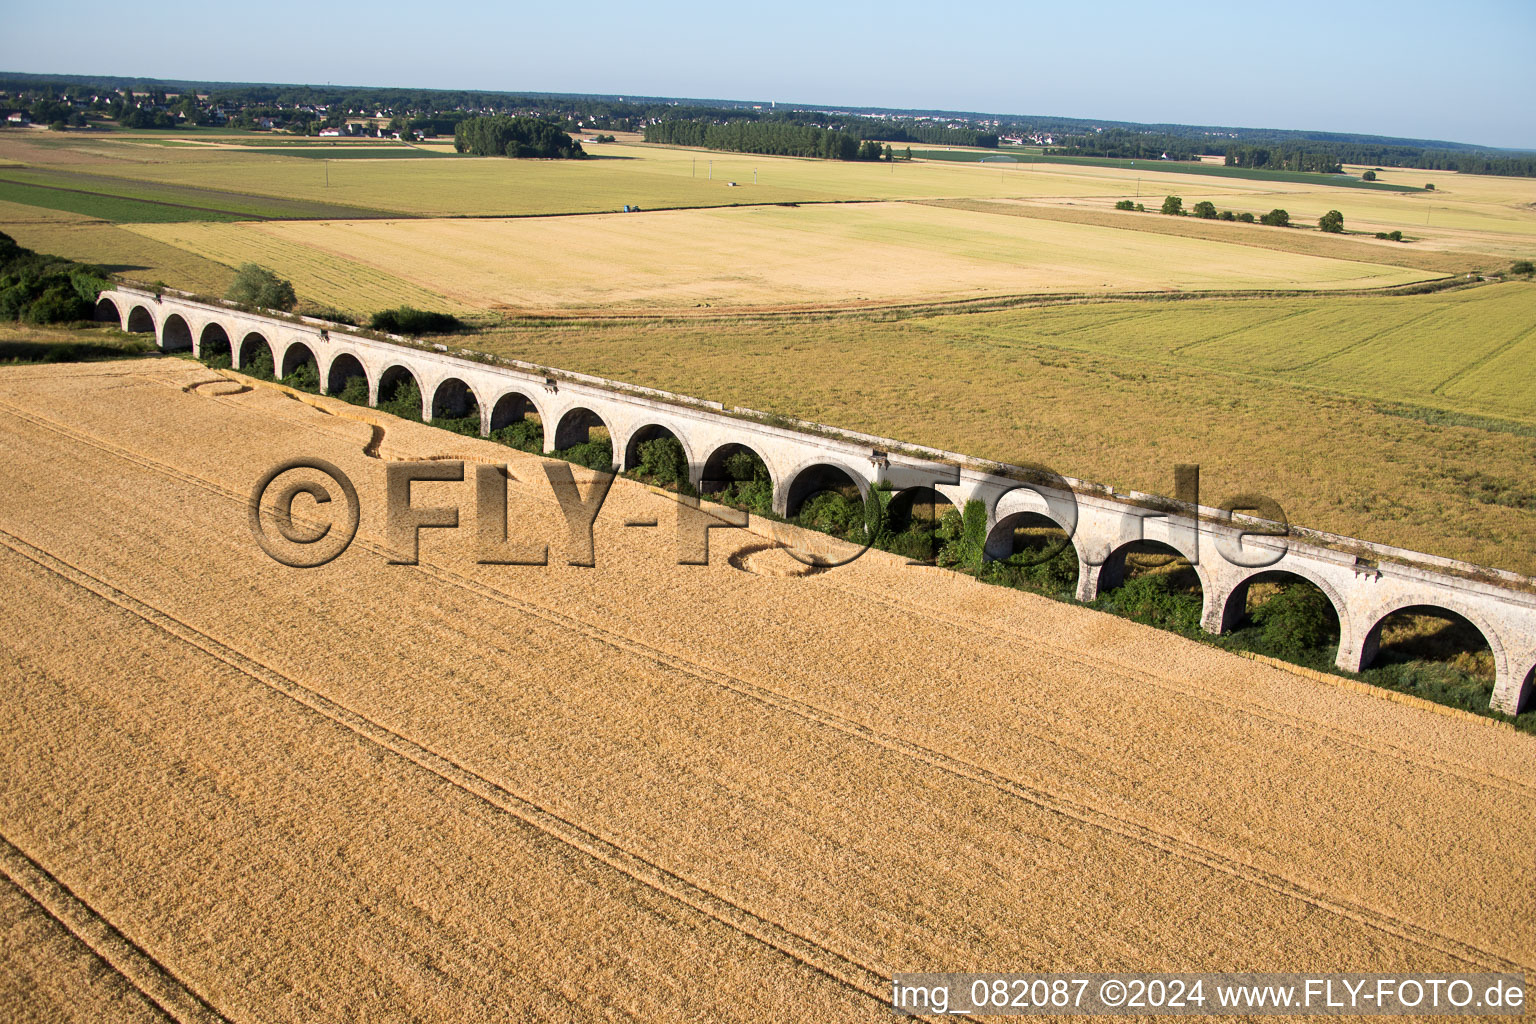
[1048,132,1536,179]
[1223,145,1344,174]
[643,120,895,161]
[1049,129,1202,161]
[453,116,586,158]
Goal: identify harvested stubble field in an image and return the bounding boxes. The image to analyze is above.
[2,132,1530,308]
[0,359,1532,1021]
[475,280,1536,576]
[127,203,1434,316]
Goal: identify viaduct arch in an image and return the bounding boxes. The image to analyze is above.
[99,285,1536,715]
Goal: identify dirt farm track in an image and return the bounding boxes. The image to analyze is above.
[0,359,1532,1022]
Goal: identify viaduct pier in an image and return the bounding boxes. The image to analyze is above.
[96,285,1536,715]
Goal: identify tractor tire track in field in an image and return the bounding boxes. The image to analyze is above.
[812,575,1536,804]
[0,832,230,1024]
[0,529,944,1024]
[26,381,1530,804]
[0,393,1528,975]
[180,372,504,465]
[1168,307,1311,355]
[181,377,251,396]
[0,381,1519,800]
[1430,323,1536,397]
[1284,307,1442,373]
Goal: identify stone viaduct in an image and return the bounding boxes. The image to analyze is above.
[96,285,1536,715]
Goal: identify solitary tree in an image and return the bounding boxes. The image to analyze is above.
[226,263,297,311]
[1362,170,1377,181]
[1318,209,1345,233]
[1192,200,1218,219]
[1160,195,1184,216]
[1260,208,1291,227]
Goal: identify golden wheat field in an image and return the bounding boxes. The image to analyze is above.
[128,202,1434,316]
[3,132,1532,315]
[0,359,1532,1021]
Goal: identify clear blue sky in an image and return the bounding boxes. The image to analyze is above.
[7,0,1534,148]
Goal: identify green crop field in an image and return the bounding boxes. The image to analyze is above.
[0,177,242,223]
[0,166,397,220]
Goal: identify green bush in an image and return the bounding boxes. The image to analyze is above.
[241,344,275,381]
[370,307,464,335]
[864,484,890,542]
[489,418,543,452]
[333,375,370,406]
[1260,209,1291,227]
[1092,574,1202,634]
[1192,200,1218,219]
[1318,209,1345,233]
[1251,585,1338,656]
[635,435,687,486]
[713,449,774,515]
[978,544,1079,599]
[376,378,422,421]
[1237,212,1256,223]
[1160,195,1184,216]
[1114,199,1135,211]
[279,359,320,393]
[937,499,988,570]
[1511,260,1534,275]
[720,477,772,515]
[226,263,297,311]
[0,232,108,324]
[551,438,613,471]
[431,411,481,436]
[795,491,864,538]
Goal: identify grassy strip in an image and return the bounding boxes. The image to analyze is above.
[1370,401,1536,437]
[0,331,155,363]
[0,168,399,221]
[909,150,1424,191]
[0,179,241,223]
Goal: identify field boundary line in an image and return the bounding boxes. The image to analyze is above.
[0,530,949,1024]
[1431,322,1536,397]
[0,393,1529,975]
[808,572,1536,798]
[6,383,1533,800]
[0,831,231,1024]
[1167,307,1311,354]
[1231,650,1517,730]
[1284,307,1442,372]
